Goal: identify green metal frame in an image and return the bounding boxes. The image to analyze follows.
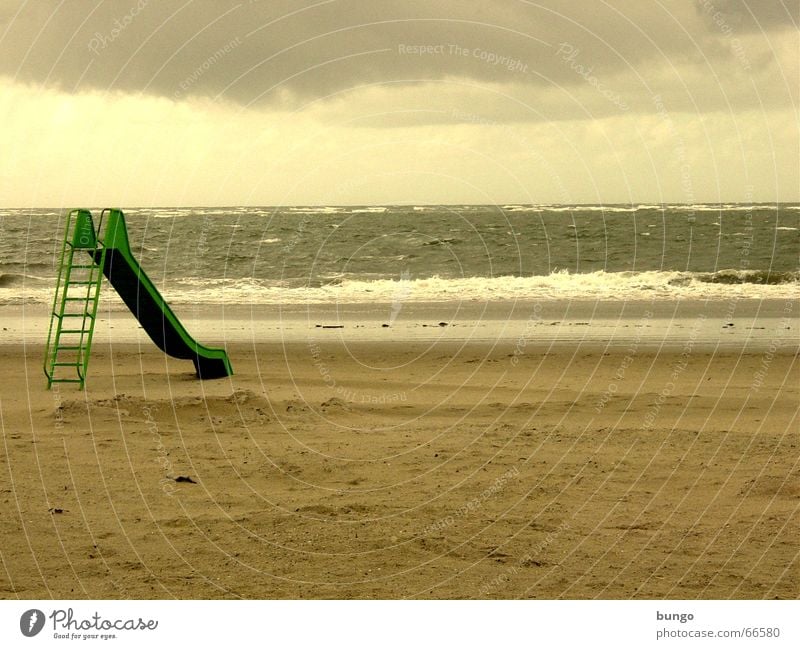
[44,209,107,389]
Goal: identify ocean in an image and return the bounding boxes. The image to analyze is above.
[1,204,798,306]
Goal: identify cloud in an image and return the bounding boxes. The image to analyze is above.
[694,0,799,32]
[0,0,793,115]
[2,76,797,206]
[1,2,795,205]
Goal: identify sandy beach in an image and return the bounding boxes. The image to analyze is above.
[1,299,798,599]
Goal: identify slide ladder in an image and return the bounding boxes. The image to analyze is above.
[44,209,107,389]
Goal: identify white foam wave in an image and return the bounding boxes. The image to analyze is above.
[504,205,640,214]
[351,207,388,214]
[162,270,800,305]
[5,269,797,307]
[676,204,781,212]
[288,206,343,214]
[151,209,192,218]
[193,209,240,216]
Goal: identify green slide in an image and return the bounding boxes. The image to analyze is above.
[95,209,232,379]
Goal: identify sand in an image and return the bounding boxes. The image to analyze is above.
[1,308,798,598]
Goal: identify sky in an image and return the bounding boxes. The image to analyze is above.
[0,0,797,206]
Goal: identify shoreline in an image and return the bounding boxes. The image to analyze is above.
[2,298,797,350]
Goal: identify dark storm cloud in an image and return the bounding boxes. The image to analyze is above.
[694,0,799,32]
[0,0,792,111]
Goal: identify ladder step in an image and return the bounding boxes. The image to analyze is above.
[52,362,81,367]
[50,378,84,383]
[55,346,85,351]
[64,297,91,301]
[66,280,97,285]
[54,312,94,318]
[70,264,98,269]
[60,329,89,334]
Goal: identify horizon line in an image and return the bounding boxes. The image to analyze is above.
[3,201,799,210]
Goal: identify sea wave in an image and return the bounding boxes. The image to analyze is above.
[287,206,344,215]
[3,269,797,306]
[689,269,800,285]
[0,272,52,288]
